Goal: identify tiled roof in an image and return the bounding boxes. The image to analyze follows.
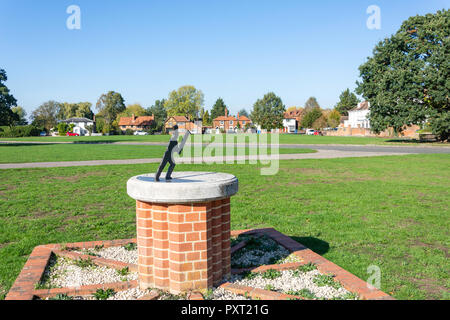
[168,116,190,122]
[119,115,154,126]
[237,115,251,121]
[214,115,237,121]
[350,101,370,112]
[62,117,94,123]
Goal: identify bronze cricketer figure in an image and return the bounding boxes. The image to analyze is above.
[155,125,191,182]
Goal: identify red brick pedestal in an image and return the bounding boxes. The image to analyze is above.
[127,172,238,294]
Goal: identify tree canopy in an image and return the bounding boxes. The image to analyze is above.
[251,92,286,130]
[301,107,323,129]
[335,89,361,116]
[237,108,249,118]
[96,91,126,125]
[59,102,94,120]
[164,85,204,120]
[210,98,227,121]
[356,9,450,140]
[0,69,19,126]
[11,106,28,125]
[304,97,321,112]
[31,101,62,131]
[147,99,167,132]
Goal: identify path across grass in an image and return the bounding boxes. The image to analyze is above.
[0,154,448,300]
[1,133,447,146]
[0,143,315,164]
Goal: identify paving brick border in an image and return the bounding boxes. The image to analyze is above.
[6,229,393,300]
[228,228,394,300]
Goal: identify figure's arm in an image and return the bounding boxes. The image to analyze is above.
[173,131,191,154]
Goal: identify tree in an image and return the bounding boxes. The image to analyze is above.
[164,85,204,120]
[301,107,322,128]
[116,103,147,123]
[312,115,327,130]
[0,69,19,127]
[335,89,361,116]
[96,91,126,125]
[202,109,211,126]
[304,97,321,112]
[210,98,227,121]
[250,92,286,130]
[238,108,249,118]
[31,101,62,131]
[75,102,94,119]
[147,99,167,132]
[356,9,450,141]
[57,122,69,136]
[11,106,28,125]
[327,109,341,128]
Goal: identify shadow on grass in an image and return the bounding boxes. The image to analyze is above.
[0,143,61,147]
[290,236,330,255]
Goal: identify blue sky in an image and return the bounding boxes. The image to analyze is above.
[1,0,448,118]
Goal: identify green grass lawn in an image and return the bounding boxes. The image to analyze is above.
[1,133,448,146]
[0,154,448,300]
[0,144,315,163]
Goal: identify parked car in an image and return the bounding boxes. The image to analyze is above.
[306,129,315,135]
[134,131,149,136]
[66,132,79,136]
[39,131,47,136]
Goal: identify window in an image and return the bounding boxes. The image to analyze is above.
[220,121,224,125]
[242,121,246,125]
[229,120,233,125]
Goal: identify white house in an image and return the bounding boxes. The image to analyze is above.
[60,117,95,136]
[283,117,297,133]
[344,101,371,129]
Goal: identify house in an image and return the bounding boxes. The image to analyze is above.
[344,101,371,129]
[59,117,95,136]
[213,109,252,133]
[119,114,155,132]
[164,116,203,134]
[282,109,303,133]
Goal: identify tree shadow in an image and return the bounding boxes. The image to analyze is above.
[290,236,330,255]
[0,143,61,147]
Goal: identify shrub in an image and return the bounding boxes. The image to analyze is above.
[125,128,134,135]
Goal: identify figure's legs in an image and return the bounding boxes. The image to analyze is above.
[165,157,176,180]
[155,154,169,181]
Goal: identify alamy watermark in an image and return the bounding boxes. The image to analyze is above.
[367,265,381,289]
[171,132,280,176]
[366,5,381,30]
[66,5,81,30]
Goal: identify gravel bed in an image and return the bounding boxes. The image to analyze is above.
[39,255,138,289]
[76,245,137,264]
[231,235,299,268]
[229,269,357,300]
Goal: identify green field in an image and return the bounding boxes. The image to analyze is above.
[0,154,449,300]
[1,133,446,146]
[0,144,315,164]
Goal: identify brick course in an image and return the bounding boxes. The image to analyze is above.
[135,198,231,293]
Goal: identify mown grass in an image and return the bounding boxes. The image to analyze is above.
[1,133,447,146]
[0,154,449,300]
[0,144,315,164]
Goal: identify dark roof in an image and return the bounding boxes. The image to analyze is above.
[61,117,94,123]
[350,101,370,112]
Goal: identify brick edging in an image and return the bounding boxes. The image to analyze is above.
[231,228,394,300]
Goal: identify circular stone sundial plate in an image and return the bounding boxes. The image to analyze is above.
[127,171,238,204]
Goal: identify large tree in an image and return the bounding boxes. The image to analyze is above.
[11,106,28,125]
[31,101,62,131]
[251,92,286,130]
[147,99,167,132]
[0,69,19,126]
[335,89,361,116]
[301,107,323,128]
[356,9,450,140]
[304,97,321,112]
[210,98,227,121]
[238,108,249,118]
[164,85,204,120]
[96,91,126,125]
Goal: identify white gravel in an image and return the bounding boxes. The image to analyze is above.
[230,269,355,300]
[40,255,137,288]
[44,240,358,300]
[77,245,137,264]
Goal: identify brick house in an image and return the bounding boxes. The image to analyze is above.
[213,109,252,132]
[119,114,155,132]
[165,116,203,134]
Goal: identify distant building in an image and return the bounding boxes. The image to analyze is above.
[164,116,202,134]
[213,109,252,133]
[60,117,95,136]
[119,114,155,132]
[344,101,371,129]
[282,109,303,133]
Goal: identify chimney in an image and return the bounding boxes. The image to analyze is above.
[225,108,228,117]
[132,114,135,122]
[237,112,239,120]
